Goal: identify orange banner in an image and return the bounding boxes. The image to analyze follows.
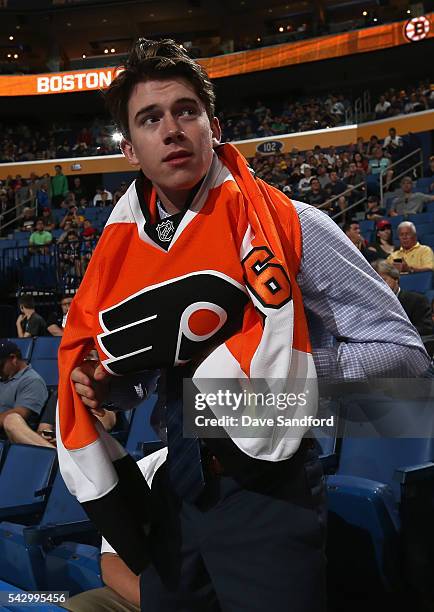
[0,14,432,96]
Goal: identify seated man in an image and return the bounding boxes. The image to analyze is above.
[372,260,433,337]
[389,176,434,216]
[0,340,48,440]
[47,295,73,337]
[63,448,168,612]
[16,295,47,338]
[28,218,53,254]
[4,387,116,448]
[387,221,434,273]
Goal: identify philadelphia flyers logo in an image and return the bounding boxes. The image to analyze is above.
[97,271,248,375]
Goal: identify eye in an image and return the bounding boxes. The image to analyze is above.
[141,115,159,126]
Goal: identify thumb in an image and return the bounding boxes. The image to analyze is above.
[94,363,111,383]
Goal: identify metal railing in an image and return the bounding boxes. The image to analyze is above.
[314,179,367,223]
[0,195,36,234]
[379,148,424,205]
[0,240,98,294]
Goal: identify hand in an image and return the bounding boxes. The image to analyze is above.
[71,360,111,417]
[16,314,24,325]
[400,260,410,273]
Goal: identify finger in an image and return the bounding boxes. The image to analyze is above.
[71,367,91,386]
[74,382,96,400]
[90,407,106,418]
[80,396,101,410]
[94,364,111,382]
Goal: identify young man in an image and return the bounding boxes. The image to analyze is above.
[47,295,72,337]
[58,39,430,612]
[16,295,47,338]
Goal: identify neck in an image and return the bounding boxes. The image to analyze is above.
[155,177,205,216]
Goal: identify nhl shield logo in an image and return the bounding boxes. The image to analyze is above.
[156,219,175,242]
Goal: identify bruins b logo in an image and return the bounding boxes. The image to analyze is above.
[97,271,248,375]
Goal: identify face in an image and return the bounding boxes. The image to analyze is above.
[60,297,72,314]
[122,78,220,207]
[377,226,391,239]
[402,179,412,193]
[398,226,417,249]
[346,224,361,244]
[0,355,19,380]
[35,220,44,231]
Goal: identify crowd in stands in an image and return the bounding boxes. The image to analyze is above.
[0,80,432,164]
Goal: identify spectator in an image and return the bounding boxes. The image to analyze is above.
[298,167,313,193]
[29,219,53,254]
[324,170,348,198]
[41,207,55,231]
[20,206,36,232]
[113,181,128,204]
[71,176,88,202]
[16,295,47,338]
[374,95,391,119]
[316,164,329,189]
[60,205,85,230]
[36,184,50,208]
[344,161,365,189]
[51,164,69,208]
[59,230,82,279]
[4,388,116,449]
[425,155,434,178]
[304,177,326,207]
[368,220,395,259]
[383,127,403,162]
[368,146,391,176]
[0,340,48,440]
[372,260,432,336]
[387,221,434,272]
[93,186,113,207]
[365,195,386,220]
[389,176,434,216]
[47,295,72,337]
[343,221,371,260]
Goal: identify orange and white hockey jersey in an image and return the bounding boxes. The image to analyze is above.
[56,143,317,573]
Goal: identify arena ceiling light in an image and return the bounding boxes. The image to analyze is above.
[104,48,109,54]
[110,48,116,53]
[9,35,14,41]
[112,132,123,144]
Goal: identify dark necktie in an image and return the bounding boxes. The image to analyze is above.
[164,369,205,502]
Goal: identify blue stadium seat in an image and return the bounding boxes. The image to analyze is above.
[0,445,57,523]
[423,234,434,251]
[359,220,375,233]
[399,271,433,293]
[326,389,434,593]
[13,232,30,241]
[125,392,165,460]
[0,580,64,611]
[51,228,63,240]
[0,470,98,593]
[30,360,58,387]
[389,215,405,229]
[425,201,434,215]
[415,222,434,237]
[30,337,61,387]
[5,338,34,362]
[0,240,17,250]
[416,177,433,194]
[409,212,434,225]
[31,337,61,360]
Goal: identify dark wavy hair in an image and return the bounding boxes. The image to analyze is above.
[105,38,216,139]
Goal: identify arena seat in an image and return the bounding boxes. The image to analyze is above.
[0,470,97,593]
[399,271,433,293]
[30,337,61,387]
[416,177,433,194]
[0,240,17,250]
[7,338,34,362]
[358,220,375,234]
[31,337,61,360]
[389,215,405,229]
[326,387,434,597]
[0,445,57,523]
[425,201,434,214]
[415,222,434,237]
[425,289,434,304]
[422,234,434,251]
[409,212,434,224]
[125,393,165,460]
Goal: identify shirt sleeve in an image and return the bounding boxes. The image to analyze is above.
[15,374,48,415]
[295,203,431,380]
[419,246,434,271]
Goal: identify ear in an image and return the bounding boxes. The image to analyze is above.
[120,138,140,167]
[210,117,222,148]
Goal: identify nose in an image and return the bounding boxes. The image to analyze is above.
[162,115,186,145]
